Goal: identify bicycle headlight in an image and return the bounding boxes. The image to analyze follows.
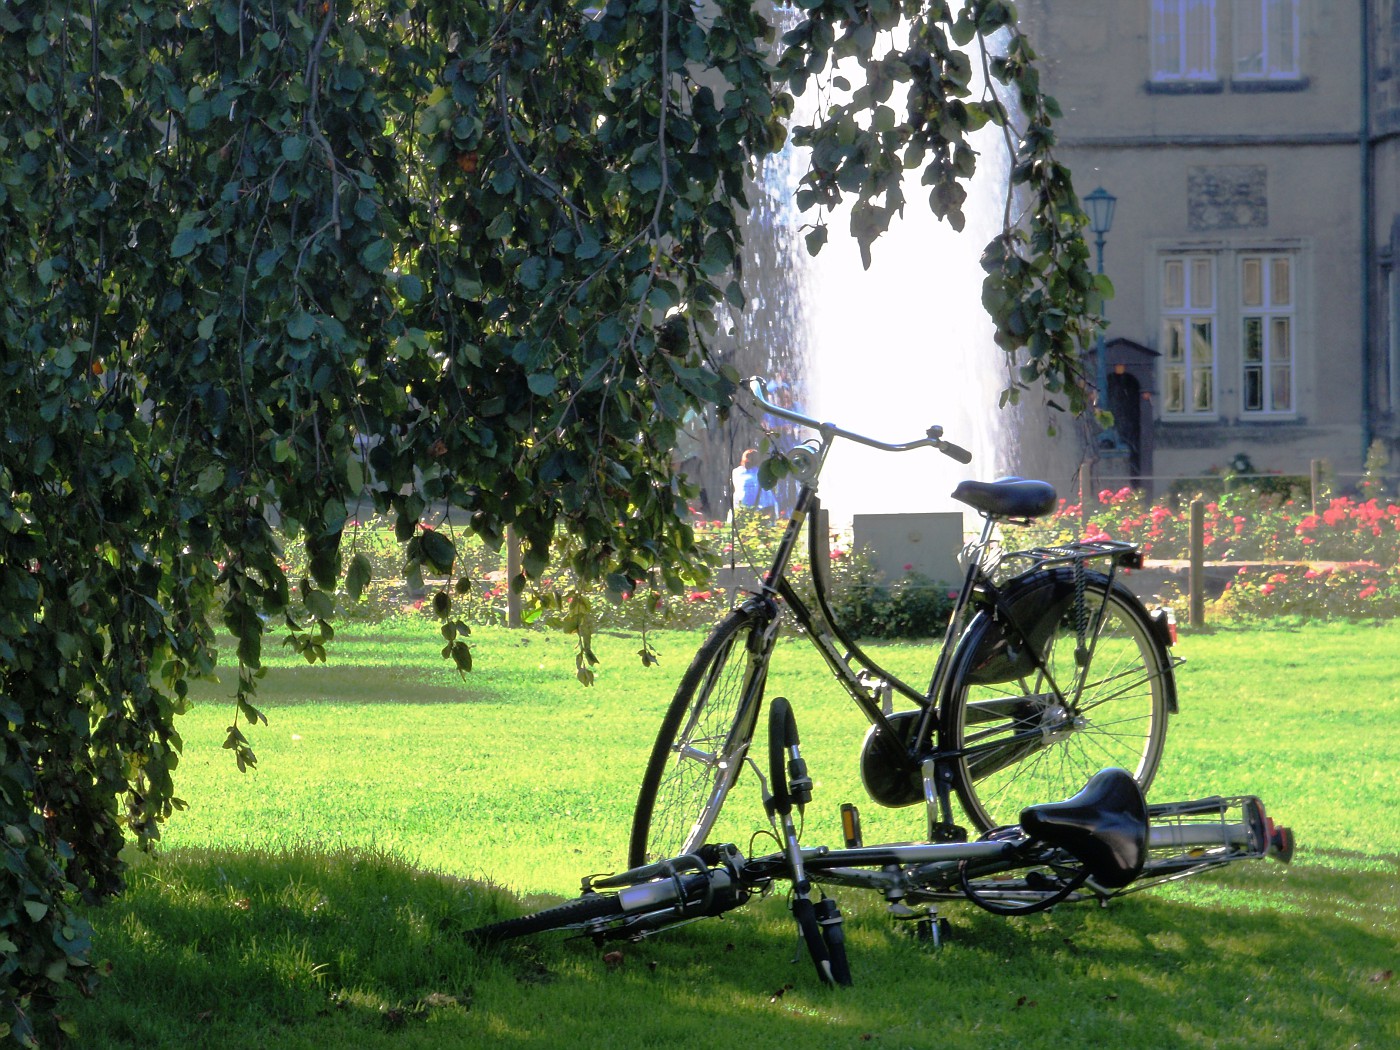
[787,440,823,482]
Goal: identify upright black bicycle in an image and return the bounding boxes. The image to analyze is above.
[630,377,1179,866]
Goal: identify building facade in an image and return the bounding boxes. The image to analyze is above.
[1016,1,1400,492]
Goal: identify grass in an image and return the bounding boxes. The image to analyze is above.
[65,619,1400,1048]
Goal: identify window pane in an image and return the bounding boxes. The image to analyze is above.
[1234,0,1264,75]
[1271,316,1290,356]
[1271,257,1291,304]
[1272,365,1292,410]
[1193,367,1213,411]
[1166,368,1185,413]
[1266,0,1297,74]
[1164,318,1186,360]
[1185,0,1215,76]
[1190,258,1213,307]
[1243,316,1263,360]
[1163,259,1184,308]
[1191,319,1213,361]
[1244,366,1262,411]
[1153,2,1182,77]
[1242,257,1263,306]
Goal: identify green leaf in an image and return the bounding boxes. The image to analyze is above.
[398,273,425,302]
[304,588,334,621]
[519,257,546,290]
[419,529,457,575]
[195,463,225,494]
[527,372,557,396]
[25,82,54,111]
[359,239,392,271]
[287,311,316,340]
[171,229,200,258]
[281,135,309,162]
[346,553,372,601]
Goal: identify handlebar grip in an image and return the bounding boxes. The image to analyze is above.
[940,441,973,464]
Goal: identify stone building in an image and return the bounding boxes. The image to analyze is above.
[1015,1,1400,492]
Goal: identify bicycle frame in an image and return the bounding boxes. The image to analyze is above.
[731,378,1167,837]
[578,787,1291,947]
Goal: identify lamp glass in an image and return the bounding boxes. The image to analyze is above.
[1084,187,1116,237]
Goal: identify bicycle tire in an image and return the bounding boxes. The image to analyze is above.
[468,893,624,945]
[629,607,772,866]
[940,570,1172,832]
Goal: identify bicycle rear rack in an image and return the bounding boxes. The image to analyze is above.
[1009,539,1145,572]
[1096,795,1294,897]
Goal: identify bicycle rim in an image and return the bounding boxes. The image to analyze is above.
[941,576,1170,832]
[629,610,768,866]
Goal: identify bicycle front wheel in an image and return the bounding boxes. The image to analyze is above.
[468,893,625,945]
[940,572,1172,832]
[629,607,771,866]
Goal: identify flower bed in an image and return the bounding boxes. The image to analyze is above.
[266,476,1400,637]
[1009,484,1400,622]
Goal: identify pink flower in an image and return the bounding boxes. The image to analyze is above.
[1359,585,1379,600]
[1260,584,1275,596]
[902,563,914,572]
[687,590,712,603]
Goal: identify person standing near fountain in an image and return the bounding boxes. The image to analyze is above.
[732,448,778,518]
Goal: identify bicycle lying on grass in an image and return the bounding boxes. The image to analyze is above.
[470,698,1294,986]
[632,376,1179,866]
[472,378,1293,982]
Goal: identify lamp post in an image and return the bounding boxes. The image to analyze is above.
[1083,186,1125,454]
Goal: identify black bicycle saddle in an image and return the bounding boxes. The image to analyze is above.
[1018,768,1149,889]
[951,477,1058,520]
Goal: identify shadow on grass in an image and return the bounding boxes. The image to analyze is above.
[68,846,1399,1050]
[67,846,491,1048]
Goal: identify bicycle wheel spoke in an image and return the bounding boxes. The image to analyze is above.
[943,573,1170,831]
[631,610,769,866]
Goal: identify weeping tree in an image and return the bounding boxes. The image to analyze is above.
[0,0,1101,1038]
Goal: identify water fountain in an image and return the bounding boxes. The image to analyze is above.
[695,18,1079,555]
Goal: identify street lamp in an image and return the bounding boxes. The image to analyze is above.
[1083,186,1126,454]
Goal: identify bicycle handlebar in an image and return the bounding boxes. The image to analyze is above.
[744,376,973,464]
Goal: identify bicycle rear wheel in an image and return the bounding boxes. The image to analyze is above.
[629,607,772,866]
[940,571,1172,832]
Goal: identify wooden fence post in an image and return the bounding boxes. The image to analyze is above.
[1310,459,1326,511]
[1189,498,1205,627]
[506,524,522,629]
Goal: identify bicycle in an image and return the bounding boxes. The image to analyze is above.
[471,699,1294,986]
[630,377,1179,868]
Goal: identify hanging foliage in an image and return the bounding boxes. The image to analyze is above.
[0,0,1097,1038]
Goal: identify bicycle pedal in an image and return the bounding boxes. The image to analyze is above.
[840,803,863,848]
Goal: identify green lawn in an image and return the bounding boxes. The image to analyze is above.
[67,619,1399,1048]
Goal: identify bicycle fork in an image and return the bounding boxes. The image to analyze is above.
[767,697,852,986]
